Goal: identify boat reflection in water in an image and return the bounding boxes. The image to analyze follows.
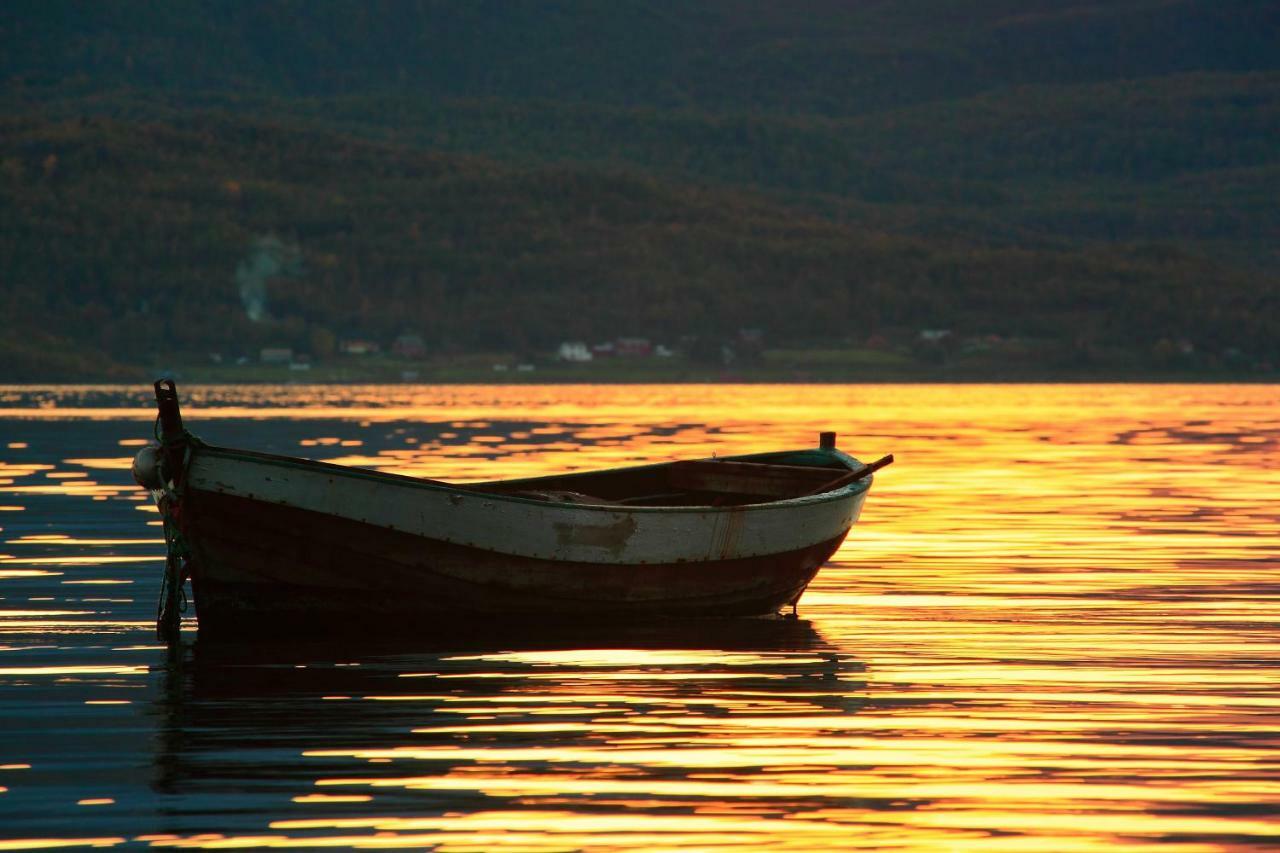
[150,620,868,848]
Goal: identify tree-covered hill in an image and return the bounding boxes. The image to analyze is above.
[7,1,1276,112]
[2,114,1274,378]
[1,1,1277,378]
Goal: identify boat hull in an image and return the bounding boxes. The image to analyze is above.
[185,489,850,639]
[136,380,881,640]
[185,447,863,565]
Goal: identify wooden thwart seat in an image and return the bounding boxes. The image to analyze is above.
[666,460,841,498]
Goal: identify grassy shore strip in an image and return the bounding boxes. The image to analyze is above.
[131,350,1278,385]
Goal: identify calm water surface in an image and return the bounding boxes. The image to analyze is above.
[0,384,1277,850]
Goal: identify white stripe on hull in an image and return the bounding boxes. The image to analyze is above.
[187,450,868,565]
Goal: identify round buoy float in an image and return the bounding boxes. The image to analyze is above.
[131,444,164,490]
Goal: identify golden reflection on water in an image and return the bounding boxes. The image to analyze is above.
[0,384,1278,850]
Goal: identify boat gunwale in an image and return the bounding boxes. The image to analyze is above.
[188,442,875,514]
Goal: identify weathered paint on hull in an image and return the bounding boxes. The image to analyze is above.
[185,490,847,639]
[187,447,866,565]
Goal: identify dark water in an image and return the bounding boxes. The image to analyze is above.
[1,384,1277,850]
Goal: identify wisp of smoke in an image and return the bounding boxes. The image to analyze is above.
[235,235,302,323]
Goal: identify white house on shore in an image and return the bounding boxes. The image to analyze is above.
[557,341,593,362]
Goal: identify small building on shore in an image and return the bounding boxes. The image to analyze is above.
[392,334,426,359]
[616,337,653,357]
[557,341,593,362]
[340,338,381,356]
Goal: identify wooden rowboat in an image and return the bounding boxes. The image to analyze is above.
[134,381,891,639]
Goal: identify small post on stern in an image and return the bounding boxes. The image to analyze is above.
[819,431,837,449]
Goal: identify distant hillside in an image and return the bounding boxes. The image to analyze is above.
[2,114,1274,378]
[22,70,1279,259]
[6,1,1277,111]
[1,1,1277,378]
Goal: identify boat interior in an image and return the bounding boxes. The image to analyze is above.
[477,451,856,507]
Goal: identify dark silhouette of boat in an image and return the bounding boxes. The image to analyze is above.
[134,381,890,639]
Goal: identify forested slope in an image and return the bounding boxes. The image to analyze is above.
[3,115,1273,376]
[2,1,1277,377]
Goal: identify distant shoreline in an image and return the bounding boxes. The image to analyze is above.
[3,366,1277,386]
[5,344,1276,386]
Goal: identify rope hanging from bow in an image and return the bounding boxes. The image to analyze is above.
[156,439,194,641]
[151,379,199,642]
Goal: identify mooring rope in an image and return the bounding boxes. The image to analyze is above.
[155,435,199,641]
